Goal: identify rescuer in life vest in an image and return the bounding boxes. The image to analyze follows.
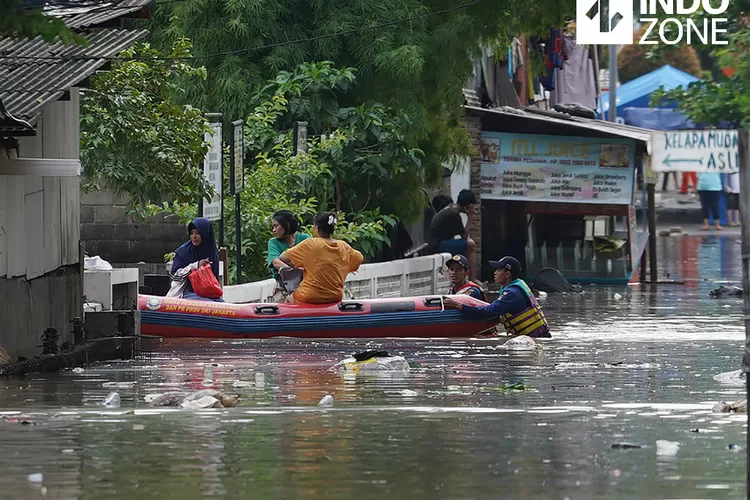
[446,254,486,302]
[442,256,551,338]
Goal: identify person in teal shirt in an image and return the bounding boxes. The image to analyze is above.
[267,210,311,277]
[697,172,723,231]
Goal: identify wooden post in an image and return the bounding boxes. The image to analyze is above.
[639,249,647,282]
[647,183,657,282]
[608,44,618,122]
[219,247,228,286]
[736,130,750,481]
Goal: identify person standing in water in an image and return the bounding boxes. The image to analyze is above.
[446,254,486,301]
[443,256,550,338]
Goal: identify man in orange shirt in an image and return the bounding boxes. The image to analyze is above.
[278,212,363,304]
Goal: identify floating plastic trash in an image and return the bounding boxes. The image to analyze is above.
[318,394,334,407]
[501,336,540,352]
[713,369,746,386]
[101,392,121,408]
[656,440,680,456]
[331,354,410,374]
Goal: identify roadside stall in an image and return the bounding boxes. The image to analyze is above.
[478,129,648,284]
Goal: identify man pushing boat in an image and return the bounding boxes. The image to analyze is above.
[442,256,551,338]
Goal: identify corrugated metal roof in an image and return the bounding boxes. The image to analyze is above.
[0,98,34,135]
[0,28,148,124]
[51,0,151,29]
[464,105,655,154]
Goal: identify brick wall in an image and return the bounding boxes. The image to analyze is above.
[463,113,483,278]
[80,190,187,264]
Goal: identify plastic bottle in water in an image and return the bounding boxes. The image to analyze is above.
[202,365,214,386]
[101,392,121,408]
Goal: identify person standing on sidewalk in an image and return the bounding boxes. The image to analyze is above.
[723,171,741,227]
[697,172,723,231]
[662,171,678,192]
[680,172,698,194]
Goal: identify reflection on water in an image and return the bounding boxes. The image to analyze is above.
[0,236,746,499]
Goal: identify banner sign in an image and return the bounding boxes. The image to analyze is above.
[232,120,244,195]
[202,121,223,221]
[651,129,738,173]
[480,132,636,205]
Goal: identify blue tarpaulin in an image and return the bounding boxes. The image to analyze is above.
[599,65,699,120]
[622,108,697,130]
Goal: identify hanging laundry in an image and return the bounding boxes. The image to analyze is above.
[547,28,564,69]
[507,46,513,79]
[549,33,597,110]
[541,28,564,91]
[512,37,524,73]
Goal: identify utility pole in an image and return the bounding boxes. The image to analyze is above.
[608,44,617,123]
[737,131,750,486]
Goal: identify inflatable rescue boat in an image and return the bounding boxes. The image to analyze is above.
[138,294,495,339]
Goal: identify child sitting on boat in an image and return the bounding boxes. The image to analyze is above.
[278,212,363,304]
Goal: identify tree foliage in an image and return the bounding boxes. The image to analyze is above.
[219,63,410,282]
[80,39,214,214]
[153,63,404,283]
[147,0,574,204]
[247,62,426,220]
[618,27,702,83]
[652,6,750,128]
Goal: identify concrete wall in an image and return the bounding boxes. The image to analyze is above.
[0,265,81,358]
[0,91,83,358]
[80,190,187,264]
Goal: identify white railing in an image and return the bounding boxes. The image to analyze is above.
[222,253,453,304]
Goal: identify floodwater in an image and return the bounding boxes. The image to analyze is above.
[0,234,747,499]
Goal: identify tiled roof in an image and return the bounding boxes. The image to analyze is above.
[0,28,148,124]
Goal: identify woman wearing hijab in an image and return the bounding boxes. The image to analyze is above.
[278,212,363,304]
[170,217,224,302]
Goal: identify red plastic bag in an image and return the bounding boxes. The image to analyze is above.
[189,263,223,299]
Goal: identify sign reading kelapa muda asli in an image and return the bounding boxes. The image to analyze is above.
[651,129,738,173]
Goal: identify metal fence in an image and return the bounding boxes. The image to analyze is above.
[222,253,453,304]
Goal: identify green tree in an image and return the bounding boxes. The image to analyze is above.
[248,62,425,219]
[80,39,214,215]
[147,0,573,220]
[652,6,750,127]
[1,0,86,44]
[221,63,408,282]
[618,26,702,83]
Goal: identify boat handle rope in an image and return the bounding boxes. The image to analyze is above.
[339,302,364,312]
[255,305,280,315]
[423,297,444,308]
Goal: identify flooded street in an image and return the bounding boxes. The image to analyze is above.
[0,234,746,499]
